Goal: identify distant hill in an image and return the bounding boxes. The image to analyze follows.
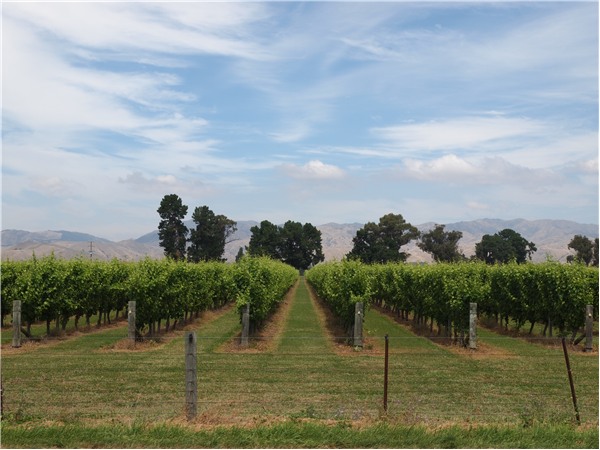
[2,229,111,247]
[2,218,598,263]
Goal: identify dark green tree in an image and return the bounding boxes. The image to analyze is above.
[235,247,244,263]
[157,194,188,260]
[347,213,420,263]
[279,221,325,270]
[417,224,464,262]
[475,229,536,264]
[247,220,282,259]
[187,206,237,263]
[566,235,598,266]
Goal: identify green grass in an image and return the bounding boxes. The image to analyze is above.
[1,278,598,448]
[1,309,125,341]
[1,421,598,449]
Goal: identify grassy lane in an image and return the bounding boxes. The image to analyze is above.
[277,277,330,354]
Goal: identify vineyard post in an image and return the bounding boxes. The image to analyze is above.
[241,303,250,348]
[561,337,580,423]
[185,331,197,421]
[383,334,389,413]
[354,302,363,348]
[128,301,136,343]
[12,301,21,348]
[585,305,593,352]
[469,303,477,350]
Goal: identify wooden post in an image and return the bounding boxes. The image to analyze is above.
[561,337,581,423]
[469,303,477,350]
[241,303,250,348]
[383,334,389,413]
[585,305,593,352]
[185,331,197,421]
[354,302,363,348]
[128,301,136,343]
[12,301,21,348]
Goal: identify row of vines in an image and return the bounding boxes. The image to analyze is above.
[1,254,298,337]
[306,259,599,339]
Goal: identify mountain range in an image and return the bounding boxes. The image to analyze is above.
[2,218,598,264]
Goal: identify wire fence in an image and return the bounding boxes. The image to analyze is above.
[1,333,598,426]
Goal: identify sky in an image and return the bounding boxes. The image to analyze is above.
[2,1,598,242]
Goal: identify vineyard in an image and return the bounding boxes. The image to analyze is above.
[306,259,599,343]
[1,254,297,337]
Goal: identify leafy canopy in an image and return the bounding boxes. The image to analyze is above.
[187,206,237,263]
[474,228,536,264]
[157,194,188,261]
[567,235,599,267]
[247,220,325,270]
[347,213,420,264]
[417,224,464,262]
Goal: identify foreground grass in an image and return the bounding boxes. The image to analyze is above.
[2,278,598,429]
[2,421,598,449]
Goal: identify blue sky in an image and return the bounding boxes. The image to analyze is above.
[2,1,598,241]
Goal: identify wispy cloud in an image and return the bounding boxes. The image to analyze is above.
[387,154,562,189]
[277,160,347,181]
[118,172,215,197]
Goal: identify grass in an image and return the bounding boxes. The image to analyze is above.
[1,278,598,448]
[2,421,599,449]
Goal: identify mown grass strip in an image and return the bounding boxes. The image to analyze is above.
[2,422,598,449]
[277,277,330,354]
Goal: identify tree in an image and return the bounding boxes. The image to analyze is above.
[279,221,325,270]
[567,235,598,266]
[187,206,237,263]
[157,194,188,260]
[247,220,282,259]
[347,213,420,263]
[235,247,244,263]
[417,224,464,262]
[475,229,536,264]
[247,220,325,270]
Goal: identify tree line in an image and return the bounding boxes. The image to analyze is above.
[157,195,597,267]
[157,194,325,270]
[345,213,598,266]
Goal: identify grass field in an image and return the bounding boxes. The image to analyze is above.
[1,277,598,448]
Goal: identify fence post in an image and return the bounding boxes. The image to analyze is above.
[241,303,250,348]
[469,303,477,350]
[185,331,197,421]
[383,334,389,413]
[128,301,136,343]
[561,337,581,423]
[12,301,21,348]
[585,305,593,353]
[354,302,363,348]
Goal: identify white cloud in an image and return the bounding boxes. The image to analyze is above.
[389,154,562,188]
[466,201,490,210]
[29,176,72,196]
[118,172,215,196]
[563,156,599,175]
[277,160,347,181]
[371,117,545,153]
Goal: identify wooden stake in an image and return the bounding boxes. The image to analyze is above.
[585,305,594,352]
[185,331,197,421]
[12,301,21,348]
[128,301,136,343]
[241,303,250,348]
[469,303,477,350]
[354,302,363,348]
